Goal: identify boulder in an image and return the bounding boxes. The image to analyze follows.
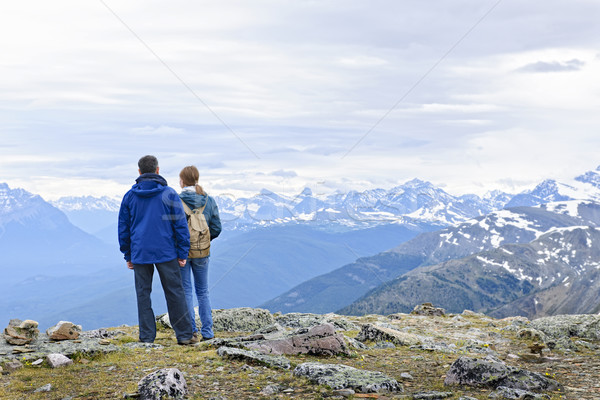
[275,313,358,331]
[47,321,81,341]
[411,303,446,316]
[444,356,561,391]
[355,324,421,346]
[138,368,187,400]
[217,346,291,370]
[157,307,275,333]
[293,362,403,393]
[212,308,275,332]
[46,353,73,368]
[245,323,349,356]
[3,319,39,345]
[530,314,600,340]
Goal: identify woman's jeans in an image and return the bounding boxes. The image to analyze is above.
[180,256,214,339]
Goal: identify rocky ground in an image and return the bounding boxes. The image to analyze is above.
[1,306,599,399]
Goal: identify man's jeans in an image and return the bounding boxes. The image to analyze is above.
[180,256,214,339]
[133,259,193,343]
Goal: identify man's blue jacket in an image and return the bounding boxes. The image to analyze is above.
[118,173,190,264]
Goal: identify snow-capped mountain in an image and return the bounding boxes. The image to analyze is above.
[263,199,600,315]
[341,223,600,319]
[0,183,117,273]
[51,196,121,212]
[50,196,121,235]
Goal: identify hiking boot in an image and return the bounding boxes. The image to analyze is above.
[177,336,199,346]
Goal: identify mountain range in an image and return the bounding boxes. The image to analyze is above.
[2,165,600,329]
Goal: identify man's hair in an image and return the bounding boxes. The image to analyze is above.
[138,155,159,174]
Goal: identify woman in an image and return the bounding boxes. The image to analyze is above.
[179,165,222,340]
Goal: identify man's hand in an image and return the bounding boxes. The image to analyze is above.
[178,259,187,267]
[127,261,134,270]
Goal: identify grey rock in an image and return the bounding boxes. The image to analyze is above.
[345,336,368,350]
[444,356,561,391]
[275,313,358,331]
[3,360,23,372]
[124,342,164,350]
[411,303,446,316]
[372,341,396,349]
[293,362,403,393]
[400,372,414,380]
[489,386,550,399]
[246,323,349,356]
[458,397,478,400]
[32,359,44,366]
[356,324,421,346]
[530,314,600,340]
[517,328,546,342]
[34,383,52,392]
[138,368,187,400]
[47,321,82,341]
[216,346,291,370]
[158,307,275,332]
[80,328,125,339]
[332,388,355,397]
[412,391,453,399]
[259,384,281,395]
[46,353,73,368]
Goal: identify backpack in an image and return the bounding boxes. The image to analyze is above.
[181,201,211,258]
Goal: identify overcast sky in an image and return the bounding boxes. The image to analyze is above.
[1,0,599,200]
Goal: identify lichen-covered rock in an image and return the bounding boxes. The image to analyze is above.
[517,328,546,342]
[355,324,421,346]
[246,323,349,356]
[47,321,82,341]
[489,386,550,399]
[411,303,445,316]
[3,319,39,345]
[217,346,291,369]
[444,356,561,391]
[157,307,275,332]
[412,391,453,399]
[275,313,358,331]
[138,368,187,400]
[529,314,600,340]
[46,353,73,368]
[293,362,403,393]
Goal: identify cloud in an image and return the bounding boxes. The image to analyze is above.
[271,170,298,178]
[130,125,186,136]
[517,59,585,73]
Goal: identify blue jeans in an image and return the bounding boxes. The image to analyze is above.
[180,256,214,339]
[133,259,193,343]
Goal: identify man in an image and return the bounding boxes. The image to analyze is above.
[118,155,197,345]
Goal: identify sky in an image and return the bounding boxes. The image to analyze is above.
[1,0,599,201]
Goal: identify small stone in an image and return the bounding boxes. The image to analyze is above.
[412,391,453,399]
[47,353,73,368]
[138,368,187,400]
[260,385,280,395]
[3,360,23,372]
[332,388,355,397]
[400,372,414,380]
[99,339,111,345]
[34,383,52,393]
[32,359,44,366]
